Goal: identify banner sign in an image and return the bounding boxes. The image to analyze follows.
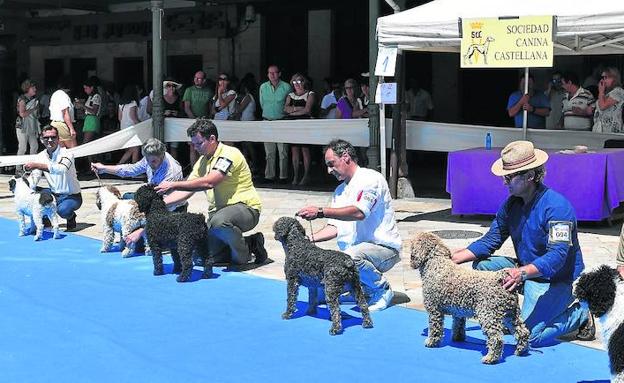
[460,16,554,68]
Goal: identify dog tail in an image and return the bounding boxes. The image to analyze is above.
[39,191,54,206]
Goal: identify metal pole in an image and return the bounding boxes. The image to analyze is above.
[379,76,386,178]
[367,0,380,170]
[151,0,164,141]
[523,66,528,140]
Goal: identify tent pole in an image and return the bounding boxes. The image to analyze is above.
[523,66,528,140]
[151,0,164,141]
[379,76,386,178]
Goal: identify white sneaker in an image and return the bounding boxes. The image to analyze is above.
[368,287,394,312]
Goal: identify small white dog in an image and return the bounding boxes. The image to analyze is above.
[96,185,148,257]
[9,175,61,241]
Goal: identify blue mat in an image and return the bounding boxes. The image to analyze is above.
[0,217,610,383]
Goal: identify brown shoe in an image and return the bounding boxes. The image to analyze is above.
[576,312,596,341]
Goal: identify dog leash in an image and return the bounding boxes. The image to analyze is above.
[93,169,103,188]
[308,220,315,243]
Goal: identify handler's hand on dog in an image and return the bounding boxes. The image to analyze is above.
[154,181,174,195]
[296,206,319,220]
[91,162,103,173]
[502,268,522,292]
[125,228,144,244]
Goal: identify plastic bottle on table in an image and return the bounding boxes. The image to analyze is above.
[485,132,492,150]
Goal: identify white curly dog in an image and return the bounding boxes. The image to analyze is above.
[9,175,61,241]
[96,185,149,257]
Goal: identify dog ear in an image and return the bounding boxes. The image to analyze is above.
[575,265,618,317]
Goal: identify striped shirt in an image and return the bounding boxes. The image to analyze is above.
[563,86,595,131]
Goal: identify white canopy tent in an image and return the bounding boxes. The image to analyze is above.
[377,0,624,55]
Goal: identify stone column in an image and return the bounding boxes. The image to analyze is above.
[151,0,164,141]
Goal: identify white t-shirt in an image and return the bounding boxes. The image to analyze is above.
[30,146,81,195]
[321,92,338,119]
[49,89,74,122]
[85,93,101,116]
[138,95,151,122]
[327,166,402,252]
[119,101,138,129]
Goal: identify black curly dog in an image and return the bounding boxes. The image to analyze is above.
[134,185,213,282]
[575,265,624,382]
[273,216,373,335]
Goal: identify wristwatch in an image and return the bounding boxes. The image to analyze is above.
[520,269,528,282]
[317,207,324,218]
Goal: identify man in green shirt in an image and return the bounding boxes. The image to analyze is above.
[259,65,291,182]
[183,70,214,164]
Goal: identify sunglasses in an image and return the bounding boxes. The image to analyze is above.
[219,77,229,81]
[503,170,528,183]
[42,136,58,141]
[292,80,303,84]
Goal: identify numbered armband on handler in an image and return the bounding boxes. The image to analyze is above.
[548,221,573,245]
[213,157,233,175]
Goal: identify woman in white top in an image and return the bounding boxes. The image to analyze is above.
[212,73,237,120]
[593,67,624,134]
[283,73,316,186]
[77,77,101,145]
[117,84,140,164]
[233,75,259,175]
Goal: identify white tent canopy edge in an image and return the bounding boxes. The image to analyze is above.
[377,0,624,55]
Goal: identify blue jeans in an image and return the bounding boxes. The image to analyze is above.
[344,242,400,294]
[473,256,589,347]
[41,189,82,219]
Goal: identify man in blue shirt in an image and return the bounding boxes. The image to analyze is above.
[451,140,594,346]
[507,74,550,129]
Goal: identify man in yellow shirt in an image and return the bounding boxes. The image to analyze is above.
[155,118,267,265]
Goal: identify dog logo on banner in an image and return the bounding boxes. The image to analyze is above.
[463,21,495,66]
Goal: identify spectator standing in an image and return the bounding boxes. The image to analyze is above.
[233,74,260,176]
[283,73,316,186]
[593,67,624,134]
[560,71,595,131]
[117,84,140,164]
[49,77,77,148]
[212,73,237,120]
[15,79,41,169]
[357,80,370,118]
[336,78,364,119]
[545,71,567,130]
[507,75,550,129]
[77,77,102,145]
[183,70,214,165]
[320,78,341,119]
[162,77,184,159]
[259,64,291,183]
[405,78,433,120]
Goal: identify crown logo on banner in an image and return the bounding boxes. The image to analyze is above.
[470,21,484,30]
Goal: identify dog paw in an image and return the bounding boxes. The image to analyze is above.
[176,274,190,283]
[100,247,111,253]
[362,319,374,329]
[18,231,26,237]
[481,354,499,364]
[305,307,317,316]
[452,333,466,342]
[424,338,440,348]
[281,312,292,320]
[329,325,342,336]
[153,269,164,276]
[33,235,42,241]
[121,249,133,258]
[201,271,212,279]
[53,232,61,239]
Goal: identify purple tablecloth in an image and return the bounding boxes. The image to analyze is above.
[446,148,624,221]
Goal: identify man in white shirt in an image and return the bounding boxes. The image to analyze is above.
[24,125,82,230]
[297,139,402,311]
[48,78,77,148]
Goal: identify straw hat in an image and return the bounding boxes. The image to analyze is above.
[163,77,182,90]
[491,140,548,176]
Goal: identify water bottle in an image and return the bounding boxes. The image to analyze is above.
[485,132,492,150]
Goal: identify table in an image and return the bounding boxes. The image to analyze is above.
[446,148,624,221]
